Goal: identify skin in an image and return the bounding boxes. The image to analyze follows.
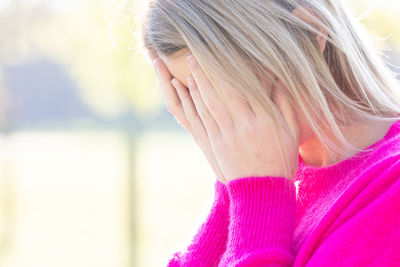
[149,6,396,171]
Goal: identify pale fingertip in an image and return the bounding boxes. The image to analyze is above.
[153,58,160,66]
[186,54,198,69]
[187,75,195,88]
[186,54,193,61]
[152,59,160,75]
[171,78,178,87]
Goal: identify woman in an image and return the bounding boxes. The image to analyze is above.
[140,0,400,266]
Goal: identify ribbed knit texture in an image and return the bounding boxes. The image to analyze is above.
[166,118,400,266]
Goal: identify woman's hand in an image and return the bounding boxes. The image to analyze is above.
[147,50,229,184]
[184,54,300,182]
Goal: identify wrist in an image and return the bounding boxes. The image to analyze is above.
[214,179,230,208]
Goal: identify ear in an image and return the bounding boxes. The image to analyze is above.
[292,6,328,54]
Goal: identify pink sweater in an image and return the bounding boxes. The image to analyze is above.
[166,118,400,267]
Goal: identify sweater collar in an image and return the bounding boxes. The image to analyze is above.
[294,118,400,190]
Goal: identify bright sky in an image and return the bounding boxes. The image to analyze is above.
[0,0,398,14]
[0,0,82,13]
[0,0,11,11]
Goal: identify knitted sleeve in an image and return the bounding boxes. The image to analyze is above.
[219,176,297,267]
[166,179,230,267]
[218,170,400,266]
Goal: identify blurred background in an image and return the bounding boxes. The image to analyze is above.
[0,0,398,266]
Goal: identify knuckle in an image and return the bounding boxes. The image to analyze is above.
[213,134,226,148]
[222,130,235,144]
[185,107,197,120]
[165,104,174,113]
[197,107,208,119]
[242,122,256,138]
[202,113,213,126]
[192,131,208,147]
[182,121,192,132]
[186,103,196,114]
[194,135,205,147]
[165,102,180,113]
[220,117,234,132]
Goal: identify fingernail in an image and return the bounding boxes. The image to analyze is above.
[171,78,178,87]
[153,58,160,72]
[186,54,198,68]
[187,75,195,88]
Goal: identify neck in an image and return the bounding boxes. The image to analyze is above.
[299,119,395,168]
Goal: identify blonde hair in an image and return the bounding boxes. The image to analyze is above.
[137,0,400,179]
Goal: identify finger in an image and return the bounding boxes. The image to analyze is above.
[186,54,234,132]
[187,75,221,140]
[172,78,226,183]
[246,75,275,119]
[171,77,209,139]
[218,80,256,126]
[167,79,195,132]
[153,58,182,111]
[147,49,158,61]
[240,72,279,121]
[153,59,190,130]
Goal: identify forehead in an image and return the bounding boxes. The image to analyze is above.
[159,49,193,87]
